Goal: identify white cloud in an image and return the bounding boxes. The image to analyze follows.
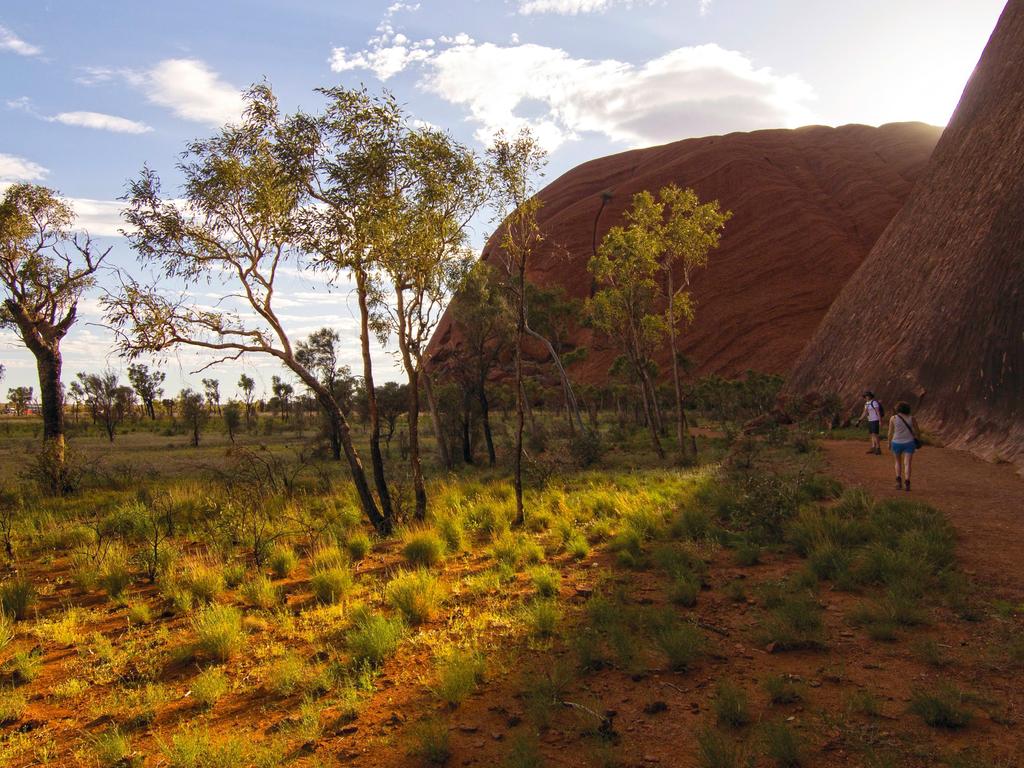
[50,110,152,134]
[0,24,41,56]
[0,152,48,183]
[74,60,243,125]
[7,97,153,135]
[67,197,125,238]
[516,0,655,14]
[137,59,244,126]
[332,31,814,152]
[699,0,713,16]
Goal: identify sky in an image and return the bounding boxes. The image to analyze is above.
[0,0,1007,401]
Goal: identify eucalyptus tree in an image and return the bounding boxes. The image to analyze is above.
[7,386,32,416]
[488,130,546,525]
[76,370,132,442]
[278,87,401,522]
[0,183,109,467]
[295,326,351,459]
[449,260,511,466]
[238,373,256,425]
[655,184,730,460]
[201,378,221,414]
[588,191,668,458]
[270,375,293,420]
[103,85,388,534]
[377,126,486,519]
[179,388,207,447]
[127,363,165,420]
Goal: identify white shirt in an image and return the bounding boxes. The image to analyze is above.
[891,414,916,443]
[865,400,882,422]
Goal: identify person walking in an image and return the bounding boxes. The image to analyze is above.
[887,401,920,491]
[855,390,884,455]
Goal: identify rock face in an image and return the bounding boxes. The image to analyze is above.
[428,121,940,382]
[787,0,1024,465]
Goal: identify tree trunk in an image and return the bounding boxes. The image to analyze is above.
[35,345,66,464]
[513,266,526,527]
[355,268,395,525]
[418,360,452,470]
[666,268,690,461]
[478,381,496,466]
[523,324,584,433]
[405,367,427,520]
[638,366,665,459]
[394,291,427,521]
[285,357,388,534]
[461,390,474,465]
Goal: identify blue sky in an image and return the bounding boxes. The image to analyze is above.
[0,0,1006,400]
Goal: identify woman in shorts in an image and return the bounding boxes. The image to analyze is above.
[887,402,919,491]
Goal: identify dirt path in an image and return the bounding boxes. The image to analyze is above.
[822,439,1024,601]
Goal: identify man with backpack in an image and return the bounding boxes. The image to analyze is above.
[855,390,884,455]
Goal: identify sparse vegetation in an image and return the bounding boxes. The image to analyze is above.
[191,604,244,661]
[387,570,444,625]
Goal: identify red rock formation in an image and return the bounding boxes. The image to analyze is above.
[787,0,1024,466]
[428,121,940,383]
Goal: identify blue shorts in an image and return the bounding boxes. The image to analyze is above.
[867,421,880,435]
[891,441,916,456]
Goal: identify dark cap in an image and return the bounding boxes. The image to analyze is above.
[862,390,874,398]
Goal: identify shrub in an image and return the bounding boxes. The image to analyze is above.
[159,726,246,768]
[760,594,825,651]
[529,566,561,598]
[127,602,153,625]
[310,566,353,604]
[402,530,446,567]
[6,649,42,683]
[99,553,134,600]
[433,648,485,706]
[387,570,444,625]
[408,717,451,765]
[241,574,280,610]
[191,667,229,709]
[669,575,700,607]
[526,600,560,639]
[91,726,132,767]
[433,515,465,552]
[491,533,543,570]
[268,653,305,696]
[696,727,744,768]
[564,532,590,560]
[0,611,13,650]
[909,687,972,729]
[178,559,224,603]
[0,577,36,620]
[762,721,802,767]
[655,621,705,671]
[348,612,405,666]
[734,541,762,567]
[310,543,347,573]
[191,604,244,661]
[269,547,298,579]
[570,429,604,467]
[0,686,26,724]
[222,562,246,588]
[714,681,751,727]
[346,532,372,561]
[764,675,802,705]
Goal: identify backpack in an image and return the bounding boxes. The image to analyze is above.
[869,399,884,419]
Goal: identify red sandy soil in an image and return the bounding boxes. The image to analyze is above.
[340,443,1024,768]
[821,439,1024,603]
